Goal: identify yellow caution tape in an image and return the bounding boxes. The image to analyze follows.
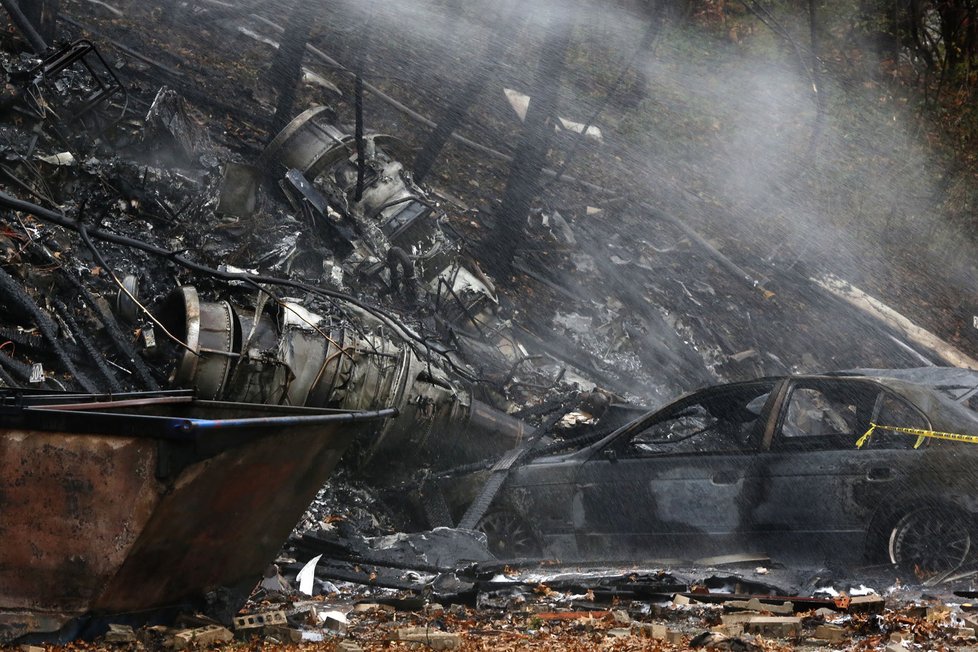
[855,422,978,449]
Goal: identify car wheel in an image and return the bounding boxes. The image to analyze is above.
[888,507,972,576]
[477,509,541,558]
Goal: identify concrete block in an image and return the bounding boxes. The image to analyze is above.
[720,613,756,625]
[611,609,631,625]
[337,643,364,652]
[20,646,45,652]
[397,626,460,650]
[813,624,847,642]
[171,625,233,650]
[264,626,303,643]
[888,631,911,643]
[952,627,976,639]
[848,595,885,614]
[727,597,793,614]
[711,623,744,637]
[233,610,287,631]
[103,623,136,643]
[963,616,978,635]
[353,602,395,613]
[319,610,348,635]
[743,616,802,638]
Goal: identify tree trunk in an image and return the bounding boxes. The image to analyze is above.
[412,3,521,183]
[19,0,57,44]
[489,11,573,276]
[269,0,318,134]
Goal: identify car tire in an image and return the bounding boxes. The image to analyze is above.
[476,509,541,558]
[888,507,972,576]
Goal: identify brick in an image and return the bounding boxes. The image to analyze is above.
[232,610,287,631]
[813,624,847,642]
[397,627,460,650]
[743,616,802,638]
[171,625,233,650]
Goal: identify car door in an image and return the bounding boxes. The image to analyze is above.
[748,378,929,563]
[571,380,779,560]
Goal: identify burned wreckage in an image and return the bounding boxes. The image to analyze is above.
[4,1,978,645]
[0,32,523,646]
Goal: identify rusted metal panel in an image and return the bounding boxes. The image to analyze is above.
[0,430,160,636]
[92,422,355,612]
[0,394,394,642]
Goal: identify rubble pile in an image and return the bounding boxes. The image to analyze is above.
[29,561,978,651]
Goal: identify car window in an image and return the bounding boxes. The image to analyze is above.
[617,383,774,457]
[777,381,879,450]
[863,392,930,450]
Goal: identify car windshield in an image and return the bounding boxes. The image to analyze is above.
[615,381,776,457]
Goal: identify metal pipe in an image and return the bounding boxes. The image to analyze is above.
[177,407,399,433]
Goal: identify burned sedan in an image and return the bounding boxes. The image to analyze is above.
[438,368,978,574]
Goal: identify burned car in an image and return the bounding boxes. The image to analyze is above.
[430,368,978,574]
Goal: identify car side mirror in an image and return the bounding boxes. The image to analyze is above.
[603,447,618,463]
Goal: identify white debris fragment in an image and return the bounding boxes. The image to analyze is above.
[586,206,603,216]
[296,554,322,596]
[503,88,602,141]
[301,68,342,96]
[556,117,602,141]
[83,0,123,17]
[504,88,530,121]
[38,152,76,166]
[238,26,280,49]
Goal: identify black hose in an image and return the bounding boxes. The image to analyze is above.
[0,350,28,385]
[59,267,159,391]
[0,265,98,392]
[0,358,17,387]
[53,298,125,392]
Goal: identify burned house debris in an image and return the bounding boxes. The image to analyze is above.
[2,0,978,648]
